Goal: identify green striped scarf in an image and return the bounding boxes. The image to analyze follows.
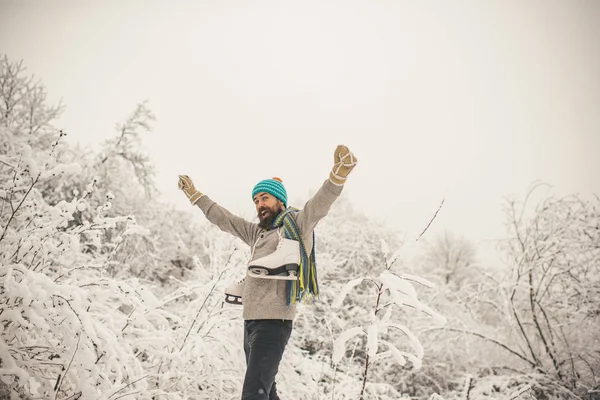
[271,207,319,305]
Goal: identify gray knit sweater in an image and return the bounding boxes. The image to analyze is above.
[196,179,343,320]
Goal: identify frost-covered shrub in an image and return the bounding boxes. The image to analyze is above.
[0,136,251,399]
[0,135,151,398]
[326,239,446,399]
[0,54,248,399]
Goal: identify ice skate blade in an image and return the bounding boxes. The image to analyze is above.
[225,295,243,305]
[248,268,298,280]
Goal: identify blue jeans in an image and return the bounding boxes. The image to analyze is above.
[242,319,293,400]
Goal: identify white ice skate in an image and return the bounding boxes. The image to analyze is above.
[224,279,244,305]
[247,238,300,280]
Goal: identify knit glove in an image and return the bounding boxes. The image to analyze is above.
[329,145,358,186]
[178,175,204,205]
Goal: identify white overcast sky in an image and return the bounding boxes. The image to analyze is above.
[1,0,599,259]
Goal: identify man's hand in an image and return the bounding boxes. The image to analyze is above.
[178,175,204,205]
[329,145,358,186]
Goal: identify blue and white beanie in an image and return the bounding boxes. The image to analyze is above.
[252,177,287,207]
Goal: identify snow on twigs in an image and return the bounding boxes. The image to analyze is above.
[331,276,365,309]
[367,322,379,359]
[380,270,418,298]
[40,163,82,180]
[380,322,424,360]
[332,327,364,364]
[380,270,447,324]
[396,272,435,288]
[378,339,407,367]
[330,257,445,392]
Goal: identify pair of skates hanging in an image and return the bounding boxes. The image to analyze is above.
[224,238,300,305]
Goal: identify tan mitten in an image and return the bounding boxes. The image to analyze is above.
[178,175,204,205]
[329,145,358,185]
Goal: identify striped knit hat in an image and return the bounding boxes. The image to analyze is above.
[252,177,287,207]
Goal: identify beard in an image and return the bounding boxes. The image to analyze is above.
[257,203,284,229]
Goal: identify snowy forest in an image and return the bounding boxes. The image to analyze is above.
[0,54,599,400]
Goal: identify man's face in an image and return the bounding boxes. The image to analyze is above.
[253,192,284,229]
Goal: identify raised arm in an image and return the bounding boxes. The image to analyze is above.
[178,175,259,246]
[295,145,358,235]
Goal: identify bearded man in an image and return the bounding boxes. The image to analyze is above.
[177,144,357,400]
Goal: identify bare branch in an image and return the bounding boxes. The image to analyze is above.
[108,375,149,399]
[54,333,81,399]
[529,270,563,379]
[180,249,236,350]
[415,197,444,242]
[426,327,536,368]
[0,172,41,243]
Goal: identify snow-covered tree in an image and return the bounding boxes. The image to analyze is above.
[417,231,478,288]
[497,186,600,397]
[0,54,245,399]
[420,186,600,399]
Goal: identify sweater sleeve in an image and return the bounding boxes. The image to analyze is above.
[295,179,344,238]
[196,195,259,247]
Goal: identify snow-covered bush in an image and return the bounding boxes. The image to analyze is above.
[413,185,600,399]
[0,54,247,399]
[0,133,150,397]
[0,126,240,400]
[328,238,447,399]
